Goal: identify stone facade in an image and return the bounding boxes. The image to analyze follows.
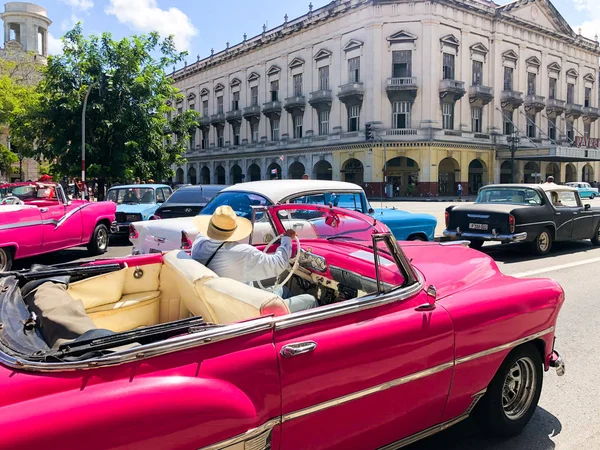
[171,0,600,196]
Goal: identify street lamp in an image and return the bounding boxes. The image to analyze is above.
[507,130,520,184]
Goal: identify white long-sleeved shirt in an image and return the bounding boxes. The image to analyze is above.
[191,235,292,283]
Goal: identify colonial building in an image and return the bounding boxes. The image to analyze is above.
[171,0,600,196]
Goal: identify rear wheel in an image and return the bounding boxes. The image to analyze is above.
[592,223,600,246]
[0,247,13,273]
[469,239,484,250]
[530,229,552,256]
[475,344,543,436]
[407,234,427,241]
[87,224,109,256]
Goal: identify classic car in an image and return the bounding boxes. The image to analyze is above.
[106,184,173,235]
[151,185,228,220]
[0,203,564,449]
[565,182,599,199]
[444,183,600,255]
[0,182,116,272]
[130,180,437,254]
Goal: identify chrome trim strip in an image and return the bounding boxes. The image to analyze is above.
[197,418,280,450]
[455,326,554,365]
[0,220,44,231]
[281,360,454,423]
[516,221,555,228]
[55,204,91,229]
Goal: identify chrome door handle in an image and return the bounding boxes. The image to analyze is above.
[40,208,49,213]
[280,341,317,358]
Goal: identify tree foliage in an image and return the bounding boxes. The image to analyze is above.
[0,144,18,176]
[17,25,199,183]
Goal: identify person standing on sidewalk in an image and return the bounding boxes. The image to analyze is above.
[457,183,463,200]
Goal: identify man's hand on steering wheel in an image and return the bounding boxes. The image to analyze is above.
[284,229,296,239]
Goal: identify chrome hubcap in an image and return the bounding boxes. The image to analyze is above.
[97,228,108,250]
[538,232,550,252]
[0,249,7,272]
[502,357,536,420]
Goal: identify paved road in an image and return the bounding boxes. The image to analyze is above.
[13,221,600,449]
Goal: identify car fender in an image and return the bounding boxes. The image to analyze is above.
[79,202,117,242]
[0,376,272,450]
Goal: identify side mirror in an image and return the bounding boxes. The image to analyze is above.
[368,208,375,214]
[585,204,591,210]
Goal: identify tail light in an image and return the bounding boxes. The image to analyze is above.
[509,214,516,233]
[129,224,139,239]
[445,211,450,228]
[181,231,193,250]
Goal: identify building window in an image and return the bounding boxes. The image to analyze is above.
[442,102,454,130]
[567,83,575,104]
[548,118,556,141]
[348,57,360,83]
[549,77,557,99]
[202,130,209,149]
[472,60,483,86]
[231,91,240,111]
[527,72,536,96]
[393,101,412,129]
[293,74,303,97]
[251,122,259,143]
[202,100,209,116]
[166,111,172,122]
[177,107,183,115]
[319,110,329,136]
[217,128,224,147]
[585,87,592,107]
[471,107,482,133]
[270,80,279,102]
[294,115,303,139]
[504,110,514,135]
[527,115,536,138]
[585,123,591,138]
[251,86,259,107]
[393,50,412,78]
[189,103,195,111]
[442,53,455,80]
[503,67,514,91]
[319,66,329,91]
[348,105,360,132]
[217,96,224,114]
[270,119,279,141]
[233,125,240,146]
[566,121,574,143]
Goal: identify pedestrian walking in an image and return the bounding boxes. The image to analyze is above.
[457,183,463,200]
[544,176,555,184]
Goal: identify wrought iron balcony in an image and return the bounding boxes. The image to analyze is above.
[387,77,418,102]
[242,105,261,121]
[284,96,307,113]
[262,101,283,117]
[338,82,364,104]
[566,103,584,120]
[308,90,333,110]
[583,106,600,123]
[439,79,466,102]
[468,85,493,106]
[500,90,524,111]
[210,113,226,125]
[546,98,566,118]
[524,94,546,113]
[225,109,243,124]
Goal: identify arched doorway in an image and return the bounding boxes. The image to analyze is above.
[187,166,197,185]
[288,161,305,179]
[583,164,594,183]
[176,168,184,184]
[342,158,364,184]
[468,159,487,194]
[200,166,210,185]
[545,163,560,182]
[500,161,512,184]
[523,162,539,183]
[566,163,576,183]
[267,163,282,180]
[438,158,460,195]
[386,157,419,197]
[314,160,333,180]
[248,164,261,181]
[230,165,243,184]
[215,165,226,185]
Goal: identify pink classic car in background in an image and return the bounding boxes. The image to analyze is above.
[0,204,564,449]
[0,182,117,272]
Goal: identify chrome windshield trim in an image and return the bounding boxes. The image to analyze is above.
[197,418,280,450]
[455,326,555,365]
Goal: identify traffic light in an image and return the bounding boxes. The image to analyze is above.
[99,73,112,98]
[365,123,373,141]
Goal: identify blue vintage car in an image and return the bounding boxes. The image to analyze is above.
[106,184,173,234]
[566,182,599,199]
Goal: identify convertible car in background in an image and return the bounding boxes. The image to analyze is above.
[444,183,600,255]
[0,182,116,272]
[0,203,564,449]
[130,180,437,254]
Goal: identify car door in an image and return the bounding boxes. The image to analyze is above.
[274,240,454,449]
[570,192,595,239]
[40,188,82,251]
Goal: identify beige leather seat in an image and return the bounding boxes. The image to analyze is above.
[163,250,290,324]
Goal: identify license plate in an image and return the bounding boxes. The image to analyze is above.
[469,223,488,230]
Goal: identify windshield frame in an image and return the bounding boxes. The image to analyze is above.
[106,187,157,205]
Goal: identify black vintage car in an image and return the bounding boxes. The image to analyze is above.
[444,183,600,255]
[151,185,227,220]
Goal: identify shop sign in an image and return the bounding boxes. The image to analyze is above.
[574,136,600,148]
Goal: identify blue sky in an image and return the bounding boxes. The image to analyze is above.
[28,0,600,63]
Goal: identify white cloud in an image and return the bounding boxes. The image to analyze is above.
[47,33,63,55]
[105,0,197,51]
[573,0,600,40]
[61,14,84,32]
[59,0,94,11]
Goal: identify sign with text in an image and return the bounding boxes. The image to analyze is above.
[574,136,600,148]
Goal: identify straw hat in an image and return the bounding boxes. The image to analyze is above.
[193,205,253,242]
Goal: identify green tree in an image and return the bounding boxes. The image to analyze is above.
[21,25,199,190]
[0,144,18,177]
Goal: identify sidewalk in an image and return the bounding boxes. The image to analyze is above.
[367,195,477,203]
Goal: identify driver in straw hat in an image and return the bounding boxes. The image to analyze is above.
[191,206,317,313]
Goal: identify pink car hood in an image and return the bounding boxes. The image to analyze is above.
[402,242,502,299]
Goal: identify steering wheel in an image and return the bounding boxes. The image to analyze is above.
[1,196,24,205]
[257,233,302,292]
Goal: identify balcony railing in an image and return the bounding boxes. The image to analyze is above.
[583,106,600,122]
[309,90,333,107]
[210,113,226,124]
[439,79,466,102]
[469,85,493,106]
[386,128,418,136]
[501,90,524,110]
[566,103,584,119]
[242,105,261,119]
[387,77,418,89]
[546,98,566,117]
[225,110,243,122]
[338,83,364,103]
[262,101,283,116]
[284,96,307,112]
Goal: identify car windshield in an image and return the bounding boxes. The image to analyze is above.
[107,187,155,204]
[4,186,37,199]
[201,191,271,219]
[476,187,543,205]
[289,192,366,212]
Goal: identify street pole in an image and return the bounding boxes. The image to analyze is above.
[81,83,95,200]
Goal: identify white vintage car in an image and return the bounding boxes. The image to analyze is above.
[129,180,437,254]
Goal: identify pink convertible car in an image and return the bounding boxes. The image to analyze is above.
[0,204,564,449]
[0,182,116,272]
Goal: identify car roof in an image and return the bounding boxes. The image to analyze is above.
[108,184,170,189]
[482,183,578,193]
[177,184,229,191]
[221,180,362,203]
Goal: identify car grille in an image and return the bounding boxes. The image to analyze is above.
[116,212,142,223]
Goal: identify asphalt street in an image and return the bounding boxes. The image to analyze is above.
[12,201,600,450]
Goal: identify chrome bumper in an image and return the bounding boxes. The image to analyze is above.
[443,230,528,242]
[549,350,565,376]
[110,221,119,234]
